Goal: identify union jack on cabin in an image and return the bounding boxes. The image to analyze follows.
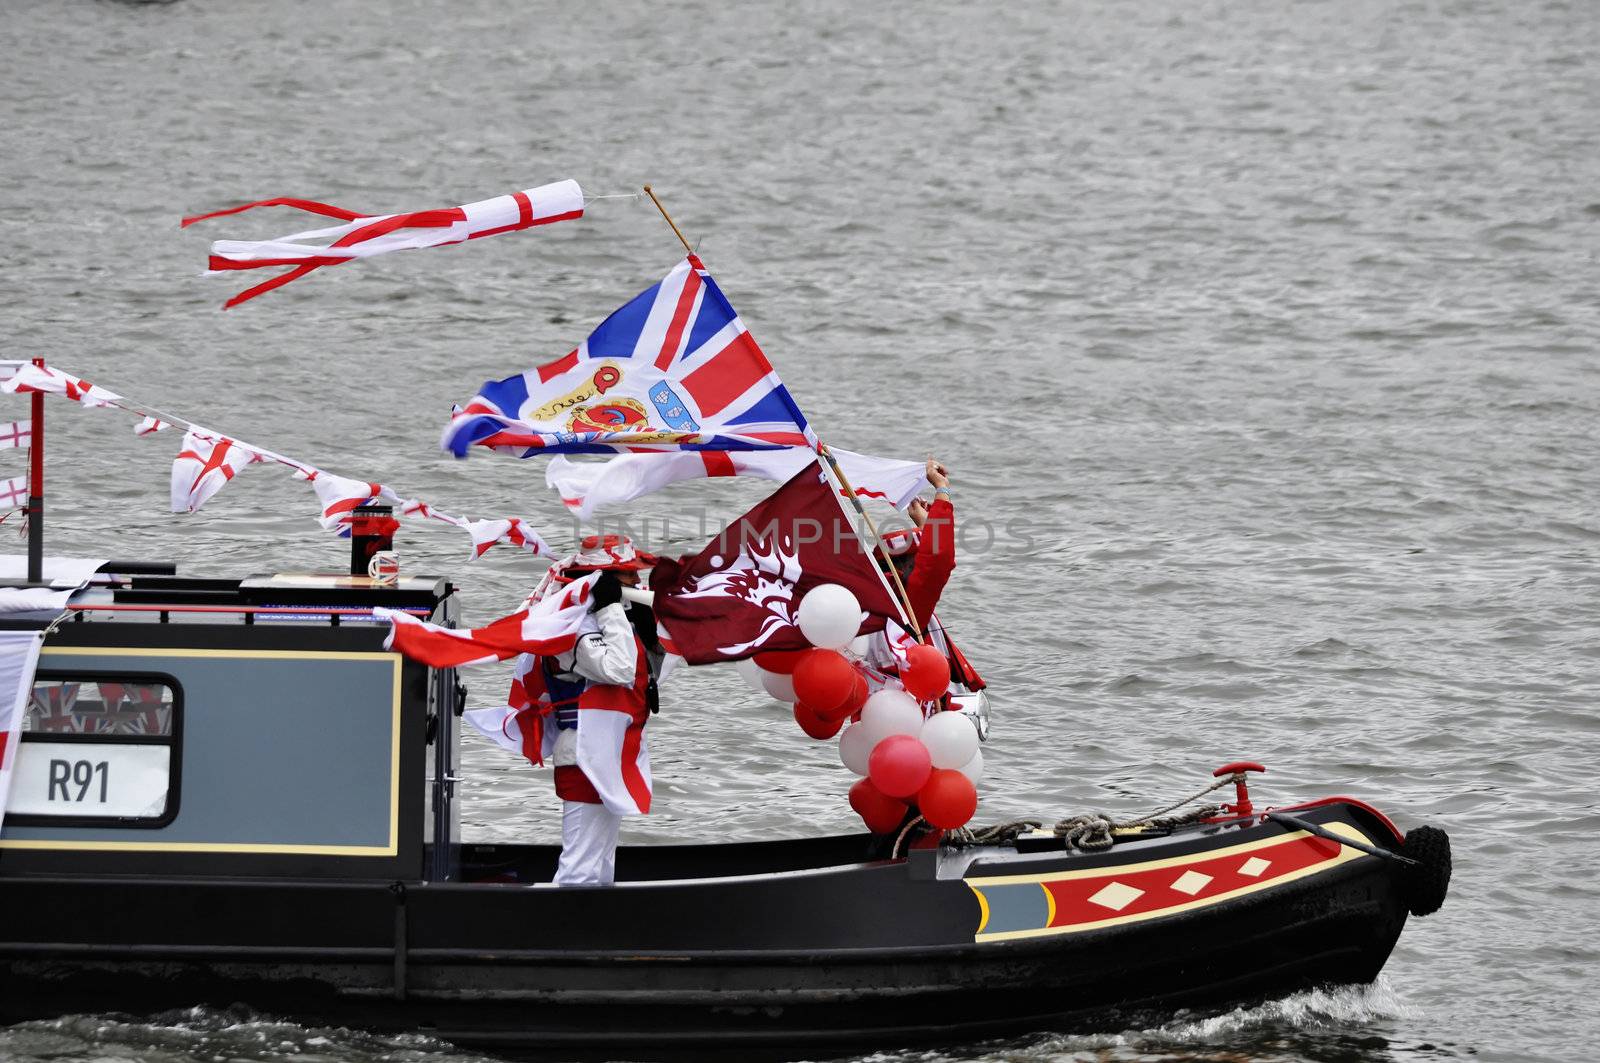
[441,255,815,458]
[28,683,83,734]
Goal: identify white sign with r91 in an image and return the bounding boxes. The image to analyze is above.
[5,743,171,819]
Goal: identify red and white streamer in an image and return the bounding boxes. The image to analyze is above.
[183,179,585,308]
[377,573,599,668]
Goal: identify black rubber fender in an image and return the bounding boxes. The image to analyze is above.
[1401,825,1452,916]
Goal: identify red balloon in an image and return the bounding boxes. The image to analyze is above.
[792,648,855,713]
[793,702,843,740]
[849,777,908,834]
[868,734,933,798]
[901,644,951,701]
[755,649,806,675]
[917,768,978,829]
[817,670,869,723]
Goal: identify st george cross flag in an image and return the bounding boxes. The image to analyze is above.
[184,179,585,309]
[0,421,31,451]
[0,477,28,509]
[441,255,814,458]
[171,429,264,513]
[295,469,402,536]
[649,462,902,663]
[0,631,47,834]
[463,517,549,561]
[134,416,172,436]
[377,572,600,669]
[0,364,122,409]
[547,447,927,522]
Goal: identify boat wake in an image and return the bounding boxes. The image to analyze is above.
[856,978,1456,1063]
[0,1005,480,1063]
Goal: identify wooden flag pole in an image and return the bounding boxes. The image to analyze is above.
[643,185,694,255]
[639,186,926,641]
[819,443,928,643]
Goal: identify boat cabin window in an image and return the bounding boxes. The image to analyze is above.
[9,675,181,827]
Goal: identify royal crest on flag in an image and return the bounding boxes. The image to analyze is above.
[441,255,815,457]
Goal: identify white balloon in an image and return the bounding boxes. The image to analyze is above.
[839,723,874,775]
[859,689,923,747]
[921,709,980,770]
[848,634,872,657]
[760,668,796,703]
[797,583,862,650]
[734,657,766,693]
[956,749,983,784]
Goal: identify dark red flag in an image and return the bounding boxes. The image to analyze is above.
[649,461,901,664]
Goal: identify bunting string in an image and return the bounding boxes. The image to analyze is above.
[0,361,551,562]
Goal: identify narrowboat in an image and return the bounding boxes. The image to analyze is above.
[0,559,1451,1056]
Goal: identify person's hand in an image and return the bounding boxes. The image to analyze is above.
[590,570,624,610]
[925,458,949,490]
[908,497,929,529]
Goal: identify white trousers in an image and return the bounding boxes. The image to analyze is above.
[554,800,623,886]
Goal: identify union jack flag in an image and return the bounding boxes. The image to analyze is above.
[440,255,815,457]
[27,682,84,734]
[95,682,171,735]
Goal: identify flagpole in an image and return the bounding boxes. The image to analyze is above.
[643,186,694,255]
[819,444,927,642]
[638,187,926,639]
[27,357,44,584]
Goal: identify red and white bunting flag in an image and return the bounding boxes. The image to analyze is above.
[0,364,122,409]
[0,477,26,509]
[0,421,31,451]
[377,572,599,668]
[170,429,264,513]
[134,416,173,436]
[295,469,402,536]
[399,499,465,527]
[464,517,549,561]
[0,631,47,837]
[546,447,927,522]
[183,179,585,309]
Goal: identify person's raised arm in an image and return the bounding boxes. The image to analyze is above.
[572,572,638,686]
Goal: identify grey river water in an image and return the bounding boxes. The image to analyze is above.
[2,0,1597,1060]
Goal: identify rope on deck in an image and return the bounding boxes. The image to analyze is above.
[895,772,1243,858]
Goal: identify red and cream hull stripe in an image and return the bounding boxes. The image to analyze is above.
[966,820,1377,943]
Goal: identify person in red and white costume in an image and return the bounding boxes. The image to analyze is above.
[529,535,665,887]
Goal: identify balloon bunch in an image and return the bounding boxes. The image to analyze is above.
[733,584,982,835]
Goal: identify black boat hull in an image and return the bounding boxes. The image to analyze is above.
[0,801,1417,1056]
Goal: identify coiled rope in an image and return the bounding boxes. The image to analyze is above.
[892,771,1244,859]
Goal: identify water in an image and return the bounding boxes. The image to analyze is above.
[2,0,1596,1060]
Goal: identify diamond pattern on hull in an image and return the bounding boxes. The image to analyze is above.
[1087,881,1145,911]
[1170,870,1213,895]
